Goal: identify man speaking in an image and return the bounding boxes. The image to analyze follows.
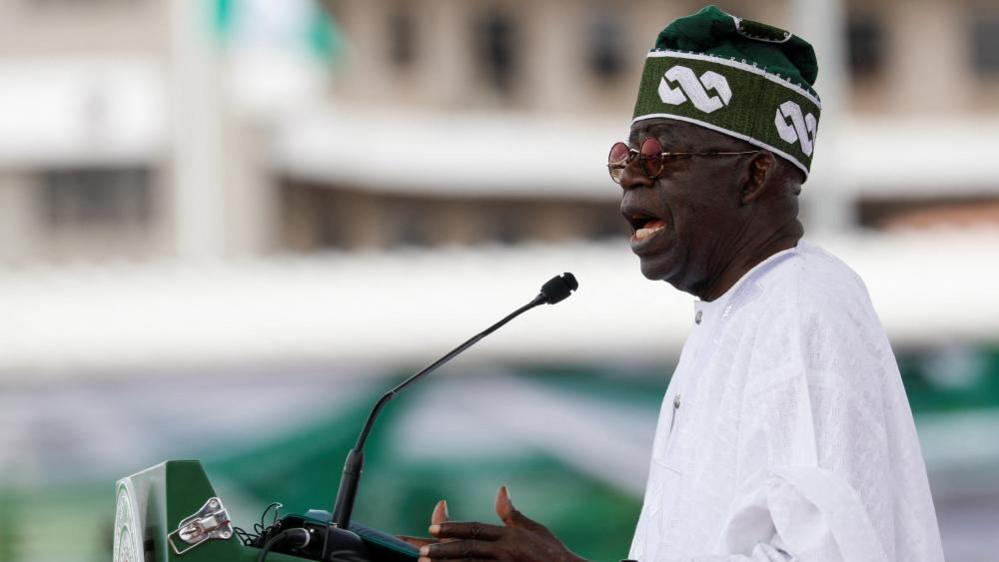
[412,6,945,562]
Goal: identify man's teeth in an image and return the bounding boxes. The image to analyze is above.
[635,222,666,240]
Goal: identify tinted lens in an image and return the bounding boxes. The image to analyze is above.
[609,167,623,183]
[608,142,630,166]
[640,137,663,177]
[608,142,630,183]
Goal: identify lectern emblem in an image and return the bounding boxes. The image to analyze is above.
[113,484,141,562]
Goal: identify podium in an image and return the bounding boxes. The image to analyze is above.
[113,460,417,562]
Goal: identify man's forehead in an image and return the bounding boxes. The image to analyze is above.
[628,119,700,150]
[629,118,740,151]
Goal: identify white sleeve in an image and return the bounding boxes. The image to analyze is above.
[666,465,887,562]
[710,466,889,562]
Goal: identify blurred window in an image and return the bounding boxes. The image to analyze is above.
[393,207,432,247]
[39,168,152,228]
[490,210,522,245]
[387,9,417,69]
[590,208,629,241]
[587,14,626,84]
[970,17,999,76]
[846,16,886,80]
[474,11,518,95]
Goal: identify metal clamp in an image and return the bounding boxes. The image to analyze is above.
[167,497,234,556]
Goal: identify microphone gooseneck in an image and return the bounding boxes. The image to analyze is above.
[328,273,579,535]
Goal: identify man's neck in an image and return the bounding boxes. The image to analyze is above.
[698,239,798,301]
[694,223,803,302]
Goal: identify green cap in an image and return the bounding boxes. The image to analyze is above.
[633,6,822,177]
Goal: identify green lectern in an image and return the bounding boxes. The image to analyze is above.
[113,460,418,562]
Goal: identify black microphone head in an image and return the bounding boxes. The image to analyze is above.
[539,272,579,305]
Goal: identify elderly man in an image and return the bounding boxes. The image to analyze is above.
[411,6,945,562]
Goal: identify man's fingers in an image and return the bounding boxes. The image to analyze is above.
[397,535,437,548]
[432,499,450,526]
[430,521,505,541]
[421,539,496,559]
[411,502,457,550]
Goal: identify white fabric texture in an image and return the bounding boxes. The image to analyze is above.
[628,241,944,562]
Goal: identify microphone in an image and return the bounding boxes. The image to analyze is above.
[537,272,578,305]
[323,273,578,556]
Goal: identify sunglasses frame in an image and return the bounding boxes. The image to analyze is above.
[607,138,762,184]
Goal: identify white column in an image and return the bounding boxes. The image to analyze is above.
[791,0,855,233]
[168,0,227,259]
[0,174,33,262]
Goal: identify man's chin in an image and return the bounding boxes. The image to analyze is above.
[639,257,679,283]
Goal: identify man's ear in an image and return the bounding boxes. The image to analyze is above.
[741,152,775,205]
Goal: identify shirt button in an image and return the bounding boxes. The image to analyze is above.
[695,310,702,324]
[673,394,682,409]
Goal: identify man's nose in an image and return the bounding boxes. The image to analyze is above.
[618,161,653,191]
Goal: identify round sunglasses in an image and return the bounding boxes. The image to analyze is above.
[607,137,760,184]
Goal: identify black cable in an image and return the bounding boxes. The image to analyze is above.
[257,529,310,562]
[326,550,369,562]
[233,526,255,546]
[237,503,289,549]
[260,502,283,528]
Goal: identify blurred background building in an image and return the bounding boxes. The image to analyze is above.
[1,0,998,561]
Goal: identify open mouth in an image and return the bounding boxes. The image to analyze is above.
[625,211,668,242]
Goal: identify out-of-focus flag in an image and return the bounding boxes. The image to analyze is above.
[212,0,342,61]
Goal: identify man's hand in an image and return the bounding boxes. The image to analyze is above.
[417,485,587,562]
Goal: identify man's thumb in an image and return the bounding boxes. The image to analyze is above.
[495,485,542,530]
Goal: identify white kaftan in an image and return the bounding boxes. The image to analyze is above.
[628,241,944,562]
